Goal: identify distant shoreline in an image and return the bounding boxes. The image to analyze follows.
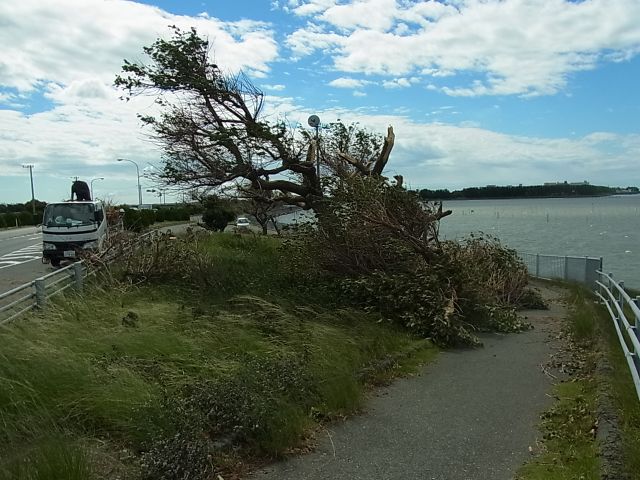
[431,193,640,202]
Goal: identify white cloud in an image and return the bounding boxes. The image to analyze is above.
[0,0,278,93]
[262,84,286,91]
[258,97,640,189]
[320,0,398,31]
[382,77,417,89]
[286,0,640,96]
[328,77,371,88]
[0,0,281,203]
[290,0,337,16]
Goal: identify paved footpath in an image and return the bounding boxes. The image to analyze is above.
[252,285,566,480]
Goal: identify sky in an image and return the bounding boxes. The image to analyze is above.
[1,0,639,205]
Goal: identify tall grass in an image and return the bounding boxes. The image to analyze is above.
[0,232,431,479]
[595,294,640,479]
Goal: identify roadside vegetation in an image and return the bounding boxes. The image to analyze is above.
[0,219,539,479]
[517,284,640,480]
[0,233,433,479]
[597,290,640,479]
[0,27,548,479]
[517,285,600,480]
[0,200,46,228]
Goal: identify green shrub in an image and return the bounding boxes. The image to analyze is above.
[2,212,17,228]
[202,207,234,231]
[122,208,156,232]
[155,207,190,223]
[339,269,477,346]
[285,176,532,346]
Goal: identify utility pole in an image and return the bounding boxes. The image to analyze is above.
[22,164,35,215]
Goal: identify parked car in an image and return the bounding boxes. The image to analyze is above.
[235,217,250,232]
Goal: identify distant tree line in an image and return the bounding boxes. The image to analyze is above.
[0,200,47,228]
[418,183,639,201]
[0,200,198,231]
[119,205,199,232]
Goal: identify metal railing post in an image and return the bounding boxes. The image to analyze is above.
[35,278,46,309]
[635,297,640,334]
[73,263,84,292]
[633,297,640,378]
[618,281,625,309]
[535,254,540,277]
[564,255,569,281]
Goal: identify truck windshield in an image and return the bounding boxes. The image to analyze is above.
[44,204,96,227]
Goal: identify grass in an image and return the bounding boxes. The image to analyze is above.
[595,293,640,479]
[517,284,600,480]
[0,232,434,479]
[518,281,640,480]
[516,379,599,480]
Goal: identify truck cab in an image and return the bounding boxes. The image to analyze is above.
[42,201,107,267]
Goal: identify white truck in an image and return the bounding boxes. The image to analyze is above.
[42,201,108,267]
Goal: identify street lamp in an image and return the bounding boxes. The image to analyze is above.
[22,164,35,215]
[117,158,142,207]
[90,177,104,199]
[307,115,321,181]
[147,188,166,204]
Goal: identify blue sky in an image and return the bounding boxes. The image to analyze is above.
[1,0,640,204]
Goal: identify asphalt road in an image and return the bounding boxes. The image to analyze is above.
[252,286,565,480]
[0,226,49,292]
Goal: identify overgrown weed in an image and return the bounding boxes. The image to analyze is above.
[0,232,431,478]
[517,285,599,480]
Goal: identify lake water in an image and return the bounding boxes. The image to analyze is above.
[439,195,640,288]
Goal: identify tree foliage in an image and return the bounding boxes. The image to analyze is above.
[115,27,400,211]
[201,196,235,232]
[116,27,316,208]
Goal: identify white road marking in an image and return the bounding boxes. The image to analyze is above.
[0,232,42,243]
[0,243,42,269]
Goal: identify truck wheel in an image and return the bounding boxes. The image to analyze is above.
[51,258,61,267]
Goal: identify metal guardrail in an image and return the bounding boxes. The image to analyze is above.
[0,262,85,325]
[521,252,639,401]
[595,271,640,401]
[0,228,162,326]
[519,252,603,288]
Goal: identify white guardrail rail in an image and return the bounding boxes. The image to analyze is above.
[595,271,640,401]
[521,251,640,402]
[0,262,87,325]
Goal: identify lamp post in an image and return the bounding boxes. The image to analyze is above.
[22,164,35,215]
[307,115,321,181]
[146,189,165,204]
[90,177,104,200]
[117,158,142,207]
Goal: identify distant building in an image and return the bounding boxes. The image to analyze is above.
[544,181,590,186]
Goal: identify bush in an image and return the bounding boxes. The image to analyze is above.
[286,178,531,346]
[2,213,16,227]
[202,207,234,232]
[122,208,156,232]
[339,269,477,346]
[155,207,190,223]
